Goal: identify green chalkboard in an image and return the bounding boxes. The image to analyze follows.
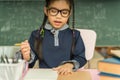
[0,0,120,46]
[74,0,120,46]
[0,1,44,45]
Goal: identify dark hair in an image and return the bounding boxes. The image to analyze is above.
[45,0,73,9]
[35,0,75,60]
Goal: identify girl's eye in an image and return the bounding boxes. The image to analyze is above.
[50,9,57,13]
[62,11,68,15]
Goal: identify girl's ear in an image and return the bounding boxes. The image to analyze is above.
[44,7,48,16]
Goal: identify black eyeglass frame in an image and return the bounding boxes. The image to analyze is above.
[47,7,71,18]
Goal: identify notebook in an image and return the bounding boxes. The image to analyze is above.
[24,69,58,80]
[58,70,92,80]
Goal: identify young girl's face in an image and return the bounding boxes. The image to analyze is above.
[44,0,71,29]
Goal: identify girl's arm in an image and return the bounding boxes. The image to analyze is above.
[59,30,87,71]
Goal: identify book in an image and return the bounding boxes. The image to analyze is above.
[99,72,120,80]
[98,57,120,75]
[58,70,92,80]
[111,50,120,58]
[24,69,58,80]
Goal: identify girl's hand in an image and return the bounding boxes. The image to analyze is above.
[53,63,74,75]
[20,40,31,61]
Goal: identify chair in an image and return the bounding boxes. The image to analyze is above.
[76,29,97,68]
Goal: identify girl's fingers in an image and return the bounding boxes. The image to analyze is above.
[22,51,30,61]
[20,40,30,52]
[53,66,73,75]
[58,69,66,75]
[21,41,30,49]
[58,69,72,75]
[20,40,31,61]
[21,49,30,55]
[53,66,60,70]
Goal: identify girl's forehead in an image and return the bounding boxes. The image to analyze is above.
[49,0,70,9]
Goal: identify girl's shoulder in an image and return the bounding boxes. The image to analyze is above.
[31,29,39,33]
[68,28,80,32]
[74,29,81,34]
[30,29,40,38]
[68,28,81,35]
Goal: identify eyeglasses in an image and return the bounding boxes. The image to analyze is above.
[47,7,70,17]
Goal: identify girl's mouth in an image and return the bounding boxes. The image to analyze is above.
[54,21,62,26]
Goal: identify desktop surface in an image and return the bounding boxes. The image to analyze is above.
[24,69,58,80]
[23,69,98,80]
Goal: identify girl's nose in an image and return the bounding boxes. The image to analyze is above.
[56,12,62,18]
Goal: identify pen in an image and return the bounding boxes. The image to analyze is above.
[5,55,9,63]
[1,55,5,63]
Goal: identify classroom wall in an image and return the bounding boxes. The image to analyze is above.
[0,0,120,46]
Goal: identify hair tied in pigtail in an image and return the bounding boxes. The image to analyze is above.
[71,0,75,37]
[40,28,44,38]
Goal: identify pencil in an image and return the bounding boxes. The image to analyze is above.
[14,43,21,46]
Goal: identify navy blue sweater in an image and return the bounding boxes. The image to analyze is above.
[28,28,87,68]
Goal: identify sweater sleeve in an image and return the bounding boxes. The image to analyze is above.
[60,60,80,71]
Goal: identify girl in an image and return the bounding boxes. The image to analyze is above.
[19,0,87,75]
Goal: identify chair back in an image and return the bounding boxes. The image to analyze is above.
[77,29,97,60]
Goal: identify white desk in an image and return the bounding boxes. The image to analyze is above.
[23,69,57,80]
[23,69,100,80]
